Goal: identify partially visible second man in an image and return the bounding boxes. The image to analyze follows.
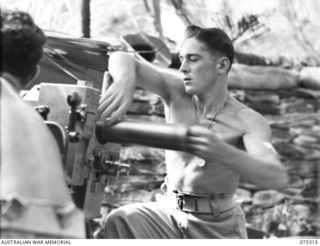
[0,9,84,238]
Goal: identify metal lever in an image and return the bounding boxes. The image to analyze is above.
[34,105,50,120]
[104,160,130,176]
[91,149,130,177]
[67,91,82,131]
[66,91,83,142]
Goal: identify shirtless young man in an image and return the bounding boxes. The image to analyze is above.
[99,25,288,239]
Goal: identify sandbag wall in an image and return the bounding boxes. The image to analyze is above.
[101,64,320,237]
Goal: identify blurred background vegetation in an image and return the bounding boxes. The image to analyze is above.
[1,0,320,67]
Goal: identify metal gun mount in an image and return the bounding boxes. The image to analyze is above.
[24,80,190,219]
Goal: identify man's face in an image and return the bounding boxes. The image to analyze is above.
[179,37,219,95]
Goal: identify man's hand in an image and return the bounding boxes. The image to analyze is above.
[186,125,230,162]
[98,71,135,126]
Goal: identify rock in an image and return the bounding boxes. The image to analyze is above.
[252,190,285,208]
[121,145,165,162]
[278,88,320,99]
[275,142,320,160]
[245,91,281,104]
[299,67,320,89]
[262,206,291,237]
[229,90,246,102]
[103,189,155,207]
[234,188,252,204]
[257,203,317,237]
[281,98,315,114]
[238,182,265,192]
[120,146,166,176]
[280,187,302,197]
[130,89,164,115]
[309,125,320,138]
[270,122,291,130]
[134,89,160,102]
[285,160,318,178]
[303,150,320,160]
[293,135,320,149]
[290,117,319,127]
[107,175,164,193]
[288,175,304,189]
[244,206,266,231]
[297,88,320,99]
[290,126,311,136]
[301,179,318,198]
[246,102,282,115]
[289,204,312,236]
[268,113,320,126]
[228,64,300,90]
[151,100,165,116]
[271,127,294,142]
[128,100,153,115]
[273,142,307,159]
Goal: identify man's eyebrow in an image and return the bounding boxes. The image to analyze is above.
[179,53,202,58]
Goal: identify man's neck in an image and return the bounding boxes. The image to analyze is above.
[1,73,22,92]
[197,78,229,117]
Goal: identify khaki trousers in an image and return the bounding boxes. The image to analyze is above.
[104,196,247,239]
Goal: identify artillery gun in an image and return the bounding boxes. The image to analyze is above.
[24,79,190,220]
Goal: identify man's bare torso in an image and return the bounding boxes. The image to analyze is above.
[164,93,248,195]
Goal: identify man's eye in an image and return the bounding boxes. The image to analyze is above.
[189,56,199,62]
[179,56,199,62]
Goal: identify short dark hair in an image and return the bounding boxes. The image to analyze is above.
[1,9,46,82]
[184,25,234,70]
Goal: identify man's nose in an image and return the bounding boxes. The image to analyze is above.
[179,60,189,73]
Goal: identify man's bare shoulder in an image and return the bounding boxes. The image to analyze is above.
[230,97,271,136]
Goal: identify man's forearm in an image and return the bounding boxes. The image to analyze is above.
[214,143,288,190]
[108,51,138,87]
[98,52,137,122]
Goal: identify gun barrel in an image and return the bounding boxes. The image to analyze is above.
[96,120,190,151]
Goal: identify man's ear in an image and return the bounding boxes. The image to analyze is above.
[217,57,230,74]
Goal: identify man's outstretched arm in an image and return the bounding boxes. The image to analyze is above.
[99,51,183,124]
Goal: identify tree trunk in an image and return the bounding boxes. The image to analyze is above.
[169,0,192,26]
[81,0,91,38]
[152,0,164,39]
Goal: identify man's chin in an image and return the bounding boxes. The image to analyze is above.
[184,87,196,95]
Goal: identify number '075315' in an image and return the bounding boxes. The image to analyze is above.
[300,240,318,245]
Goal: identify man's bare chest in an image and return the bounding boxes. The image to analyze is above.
[165,99,245,147]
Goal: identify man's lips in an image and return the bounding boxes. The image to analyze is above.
[183,78,192,84]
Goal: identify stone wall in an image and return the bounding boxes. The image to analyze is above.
[100,65,320,238]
